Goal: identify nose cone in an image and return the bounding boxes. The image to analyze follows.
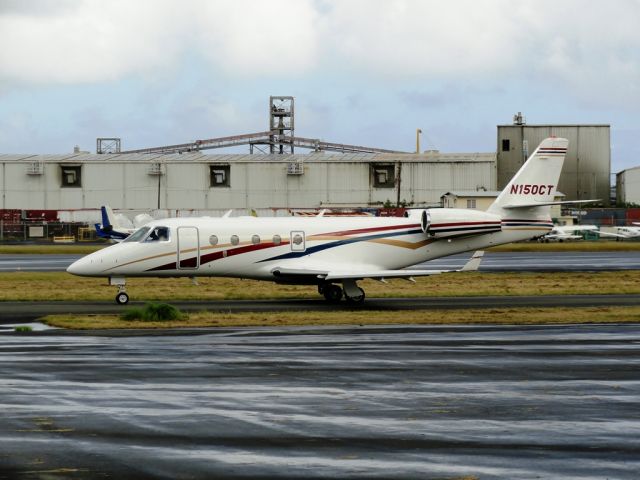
[67,256,95,276]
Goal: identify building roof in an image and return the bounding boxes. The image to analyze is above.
[0,152,497,164]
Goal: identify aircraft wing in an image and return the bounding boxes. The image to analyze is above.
[544,234,582,240]
[556,225,598,232]
[271,251,484,281]
[598,231,627,238]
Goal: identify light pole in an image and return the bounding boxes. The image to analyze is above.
[416,128,422,153]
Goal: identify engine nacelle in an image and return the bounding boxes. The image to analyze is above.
[404,209,431,233]
[425,208,502,238]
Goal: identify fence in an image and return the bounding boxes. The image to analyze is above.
[0,222,97,243]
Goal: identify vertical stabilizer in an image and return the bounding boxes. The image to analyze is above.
[488,137,569,214]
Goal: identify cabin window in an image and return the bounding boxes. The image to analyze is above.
[145,226,169,242]
[501,139,510,152]
[209,234,218,246]
[272,234,281,245]
[210,165,230,187]
[60,165,82,187]
[124,226,151,243]
[371,164,395,188]
[230,234,239,246]
[466,199,477,209]
[251,234,261,245]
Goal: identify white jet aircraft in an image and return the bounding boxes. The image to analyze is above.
[69,137,580,305]
[95,206,153,242]
[540,224,599,242]
[599,224,640,240]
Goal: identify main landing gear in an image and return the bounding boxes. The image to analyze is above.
[110,277,129,305]
[318,279,366,305]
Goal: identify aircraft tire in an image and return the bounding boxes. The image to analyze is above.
[345,287,365,305]
[323,284,343,302]
[116,292,129,305]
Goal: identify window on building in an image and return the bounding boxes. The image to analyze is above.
[60,165,82,187]
[371,164,395,188]
[466,199,477,209]
[502,139,510,152]
[210,165,230,187]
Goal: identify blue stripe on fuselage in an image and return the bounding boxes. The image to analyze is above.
[258,228,424,262]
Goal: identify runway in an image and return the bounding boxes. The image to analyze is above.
[1,294,640,323]
[1,323,638,479]
[3,251,640,272]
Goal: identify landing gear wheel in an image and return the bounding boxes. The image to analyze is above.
[116,292,129,305]
[345,287,366,305]
[323,284,343,302]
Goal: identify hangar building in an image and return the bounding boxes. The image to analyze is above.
[616,167,640,205]
[0,151,496,211]
[497,119,610,204]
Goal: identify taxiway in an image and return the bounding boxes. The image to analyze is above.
[1,324,638,479]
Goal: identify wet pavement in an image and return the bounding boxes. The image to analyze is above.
[1,324,639,479]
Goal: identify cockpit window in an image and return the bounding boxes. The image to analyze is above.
[145,227,170,242]
[124,226,151,243]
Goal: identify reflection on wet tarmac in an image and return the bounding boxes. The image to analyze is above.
[0,324,639,479]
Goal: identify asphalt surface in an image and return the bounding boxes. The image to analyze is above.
[3,251,640,272]
[1,294,640,324]
[1,323,639,479]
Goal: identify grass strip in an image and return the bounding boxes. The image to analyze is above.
[42,306,640,330]
[1,271,640,302]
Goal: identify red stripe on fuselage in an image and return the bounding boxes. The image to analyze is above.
[317,223,421,237]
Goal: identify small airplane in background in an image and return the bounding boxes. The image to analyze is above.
[70,137,595,305]
[599,223,640,240]
[540,224,599,242]
[94,206,153,242]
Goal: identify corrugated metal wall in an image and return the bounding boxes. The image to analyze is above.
[617,168,640,205]
[497,125,611,204]
[0,153,496,210]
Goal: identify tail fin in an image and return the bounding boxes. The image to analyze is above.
[488,137,569,215]
[101,206,117,232]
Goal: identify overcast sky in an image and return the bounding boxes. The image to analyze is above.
[0,0,639,174]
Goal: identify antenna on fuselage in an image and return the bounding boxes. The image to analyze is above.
[222,210,233,218]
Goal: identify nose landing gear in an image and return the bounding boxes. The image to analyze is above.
[110,276,129,305]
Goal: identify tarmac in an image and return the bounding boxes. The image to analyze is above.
[1,294,640,323]
[1,323,639,479]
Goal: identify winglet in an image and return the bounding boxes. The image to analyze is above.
[460,251,484,272]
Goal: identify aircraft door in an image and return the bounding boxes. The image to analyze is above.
[290,231,306,252]
[177,226,200,269]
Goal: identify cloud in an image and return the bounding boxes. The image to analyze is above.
[0,0,188,84]
[0,0,639,109]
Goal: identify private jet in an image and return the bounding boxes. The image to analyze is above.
[95,206,153,242]
[540,224,599,242]
[599,223,640,240]
[69,137,585,305]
